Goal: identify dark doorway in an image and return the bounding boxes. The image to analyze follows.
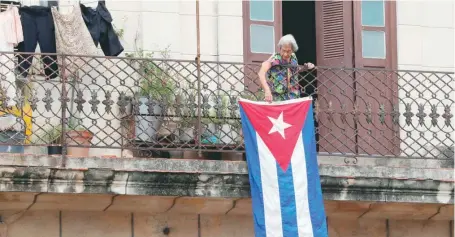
[282,0,316,97]
[282,1,319,149]
[283,1,316,68]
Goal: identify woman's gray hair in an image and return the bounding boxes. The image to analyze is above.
[277,34,298,52]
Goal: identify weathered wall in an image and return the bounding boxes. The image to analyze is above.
[2,156,453,203]
[397,1,454,72]
[0,190,453,237]
[105,0,244,62]
[396,0,455,158]
[0,210,452,237]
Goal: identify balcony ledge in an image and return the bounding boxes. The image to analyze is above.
[0,154,453,205]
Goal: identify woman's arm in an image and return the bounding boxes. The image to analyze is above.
[258,61,273,102]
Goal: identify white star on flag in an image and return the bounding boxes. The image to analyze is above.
[267,112,292,139]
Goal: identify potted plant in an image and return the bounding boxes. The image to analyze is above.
[0,79,34,154]
[201,96,223,146]
[219,95,244,161]
[41,125,63,155]
[202,94,245,144]
[126,50,176,142]
[176,87,198,143]
[178,114,196,143]
[65,118,93,157]
[199,104,221,160]
[217,95,240,145]
[199,95,245,161]
[165,90,195,159]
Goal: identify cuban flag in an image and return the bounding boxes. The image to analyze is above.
[238,97,327,237]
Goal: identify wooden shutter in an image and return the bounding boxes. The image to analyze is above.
[353,1,399,156]
[315,1,357,154]
[243,0,282,93]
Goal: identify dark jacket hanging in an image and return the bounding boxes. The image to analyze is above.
[80,1,124,57]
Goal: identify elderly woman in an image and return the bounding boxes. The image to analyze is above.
[258,34,315,102]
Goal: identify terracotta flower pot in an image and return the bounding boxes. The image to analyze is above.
[65,130,93,157]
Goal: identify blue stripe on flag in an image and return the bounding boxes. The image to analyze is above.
[302,106,328,237]
[276,162,299,236]
[239,106,266,237]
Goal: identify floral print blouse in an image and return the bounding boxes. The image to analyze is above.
[266,53,300,101]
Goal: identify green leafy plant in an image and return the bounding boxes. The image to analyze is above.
[203,95,231,125]
[67,117,86,132]
[40,125,62,144]
[240,90,264,101]
[126,49,176,105]
[39,117,90,144]
[114,28,124,39]
[176,86,198,129]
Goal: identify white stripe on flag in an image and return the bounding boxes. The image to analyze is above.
[291,134,314,236]
[257,133,283,237]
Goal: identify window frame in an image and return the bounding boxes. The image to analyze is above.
[353,0,397,68]
[243,0,282,63]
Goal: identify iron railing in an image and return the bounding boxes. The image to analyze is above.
[0,52,453,160]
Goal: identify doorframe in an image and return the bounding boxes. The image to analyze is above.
[242,0,399,156]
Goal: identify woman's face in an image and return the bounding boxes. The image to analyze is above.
[280,44,293,61]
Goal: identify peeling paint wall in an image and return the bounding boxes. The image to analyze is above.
[0,211,453,237]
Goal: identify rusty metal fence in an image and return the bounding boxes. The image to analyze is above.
[0,52,453,160]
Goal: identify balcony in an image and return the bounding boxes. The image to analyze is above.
[0,52,453,205]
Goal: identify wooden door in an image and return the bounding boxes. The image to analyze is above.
[315,0,398,156]
[315,1,357,155]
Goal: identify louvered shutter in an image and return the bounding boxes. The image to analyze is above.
[315,1,357,155]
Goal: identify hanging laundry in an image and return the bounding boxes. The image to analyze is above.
[16,6,59,79]
[80,1,124,56]
[51,4,99,77]
[0,5,23,107]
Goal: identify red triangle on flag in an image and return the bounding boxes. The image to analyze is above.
[239,99,311,171]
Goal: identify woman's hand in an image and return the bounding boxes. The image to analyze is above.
[264,89,273,103]
[303,62,315,70]
[258,61,273,103]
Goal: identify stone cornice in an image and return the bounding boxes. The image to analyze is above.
[0,156,453,204]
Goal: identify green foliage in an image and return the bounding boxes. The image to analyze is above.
[114,28,124,39]
[125,49,176,105]
[40,125,62,144]
[68,117,86,131]
[175,85,198,128]
[240,90,265,101]
[202,95,231,125]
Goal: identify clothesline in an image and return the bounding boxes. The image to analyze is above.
[1,1,101,11]
[0,1,124,108]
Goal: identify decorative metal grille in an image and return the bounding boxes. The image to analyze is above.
[0,52,452,160]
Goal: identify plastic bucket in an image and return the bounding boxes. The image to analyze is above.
[134,97,164,142]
